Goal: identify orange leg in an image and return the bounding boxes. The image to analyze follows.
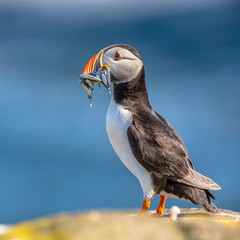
[139,200,151,215]
[156,195,167,215]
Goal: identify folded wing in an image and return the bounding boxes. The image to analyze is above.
[127,109,220,190]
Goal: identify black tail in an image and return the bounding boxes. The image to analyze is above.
[164,179,218,213]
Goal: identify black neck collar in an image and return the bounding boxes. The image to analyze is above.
[113,67,151,108]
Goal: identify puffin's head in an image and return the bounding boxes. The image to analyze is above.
[82,44,143,85]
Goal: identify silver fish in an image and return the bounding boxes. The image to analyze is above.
[80,79,94,107]
[79,66,111,106]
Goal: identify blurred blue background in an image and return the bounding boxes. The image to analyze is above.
[0,0,239,223]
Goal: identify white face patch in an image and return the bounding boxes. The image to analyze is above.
[103,47,143,83]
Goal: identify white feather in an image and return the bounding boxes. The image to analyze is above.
[106,97,155,200]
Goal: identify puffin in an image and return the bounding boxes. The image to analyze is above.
[80,44,221,214]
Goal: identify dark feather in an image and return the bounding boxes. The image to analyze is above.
[163,179,218,213]
[109,44,220,211]
[113,65,220,190]
[126,97,192,179]
[113,66,192,179]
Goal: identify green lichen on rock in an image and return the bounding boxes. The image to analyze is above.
[0,209,239,240]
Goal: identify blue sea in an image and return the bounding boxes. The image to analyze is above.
[0,1,239,223]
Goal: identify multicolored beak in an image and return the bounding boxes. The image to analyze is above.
[80,50,110,87]
[79,50,111,106]
[81,50,103,82]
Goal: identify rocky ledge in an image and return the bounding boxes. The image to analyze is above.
[0,208,239,240]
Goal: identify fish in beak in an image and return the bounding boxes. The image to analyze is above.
[80,50,111,106]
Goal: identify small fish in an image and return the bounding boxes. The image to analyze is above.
[100,72,108,89]
[102,67,111,93]
[80,74,102,83]
[79,67,111,106]
[80,79,94,106]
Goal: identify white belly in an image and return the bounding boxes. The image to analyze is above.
[106,97,155,200]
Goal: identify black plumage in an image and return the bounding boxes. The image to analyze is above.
[111,49,220,212]
[83,44,221,213]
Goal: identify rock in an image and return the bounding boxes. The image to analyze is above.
[0,208,239,240]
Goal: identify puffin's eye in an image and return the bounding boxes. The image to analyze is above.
[114,51,122,60]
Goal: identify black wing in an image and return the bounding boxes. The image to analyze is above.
[127,108,220,190]
[127,109,193,178]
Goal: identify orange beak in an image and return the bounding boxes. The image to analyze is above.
[82,50,104,81]
[80,49,111,94]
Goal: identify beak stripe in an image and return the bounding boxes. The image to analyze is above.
[82,52,100,74]
[99,50,104,67]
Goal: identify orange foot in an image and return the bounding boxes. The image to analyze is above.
[139,200,151,215]
[156,195,167,215]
